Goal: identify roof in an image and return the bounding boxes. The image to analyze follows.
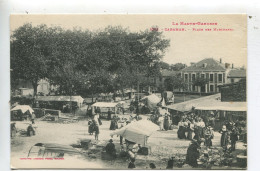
[182,58,226,72]
[227,69,246,78]
[166,93,247,112]
[91,102,119,108]
[11,105,34,114]
[166,94,221,112]
[36,96,84,103]
[161,69,177,77]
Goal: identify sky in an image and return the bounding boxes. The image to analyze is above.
[10,14,247,67]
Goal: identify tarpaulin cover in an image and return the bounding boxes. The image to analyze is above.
[166,94,221,112]
[167,93,247,112]
[140,94,161,110]
[91,102,119,108]
[11,105,34,114]
[110,120,159,146]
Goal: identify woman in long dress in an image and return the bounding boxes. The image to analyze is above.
[158,115,164,131]
[204,126,214,147]
[187,120,194,140]
[88,120,94,135]
[220,125,229,151]
[163,115,170,131]
[178,119,186,139]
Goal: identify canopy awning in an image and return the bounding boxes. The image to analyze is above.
[91,102,119,108]
[166,93,247,112]
[11,105,34,114]
[140,94,161,110]
[195,102,247,112]
[110,120,159,146]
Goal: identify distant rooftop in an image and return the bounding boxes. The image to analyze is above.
[228,69,246,78]
[182,58,226,72]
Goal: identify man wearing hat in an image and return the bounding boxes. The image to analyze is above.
[105,139,116,158]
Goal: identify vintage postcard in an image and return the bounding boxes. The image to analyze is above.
[10,14,247,169]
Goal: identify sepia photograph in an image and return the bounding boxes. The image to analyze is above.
[10,14,247,169]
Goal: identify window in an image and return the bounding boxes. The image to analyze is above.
[218,74,223,82]
[210,74,214,82]
[201,73,205,79]
[210,85,214,92]
[159,77,162,81]
[184,74,188,81]
[231,78,234,83]
[192,74,196,81]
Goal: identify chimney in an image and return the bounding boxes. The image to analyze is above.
[220,58,222,63]
[225,63,230,69]
[232,63,234,69]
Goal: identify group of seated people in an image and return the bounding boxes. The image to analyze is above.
[104,138,147,159]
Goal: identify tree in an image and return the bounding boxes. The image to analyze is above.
[11,23,54,96]
[11,24,170,98]
[159,61,170,70]
[192,77,209,95]
[171,63,186,71]
[165,75,188,91]
[193,77,209,87]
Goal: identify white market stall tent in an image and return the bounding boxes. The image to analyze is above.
[91,102,120,117]
[140,94,161,110]
[36,96,84,107]
[11,105,34,114]
[11,105,34,121]
[110,120,159,146]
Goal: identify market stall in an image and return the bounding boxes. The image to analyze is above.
[11,105,34,121]
[91,102,119,119]
[140,94,161,110]
[110,120,159,146]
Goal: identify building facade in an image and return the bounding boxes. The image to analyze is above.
[12,79,52,96]
[181,58,230,93]
[226,69,246,84]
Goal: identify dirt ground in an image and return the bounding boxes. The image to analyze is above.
[11,115,246,169]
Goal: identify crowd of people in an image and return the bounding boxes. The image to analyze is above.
[86,104,246,169]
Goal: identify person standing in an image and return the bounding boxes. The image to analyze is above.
[204,126,214,148]
[88,120,94,135]
[198,118,205,139]
[230,126,239,151]
[208,112,215,128]
[219,125,229,151]
[108,109,112,120]
[177,119,183,139]
[94,125,99,140]
[187,120,195,140]
[193,118,200,141]
[31,112,36,124]
[158,115,164,131]
[164,114,170,131]
[11,123,17,138]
